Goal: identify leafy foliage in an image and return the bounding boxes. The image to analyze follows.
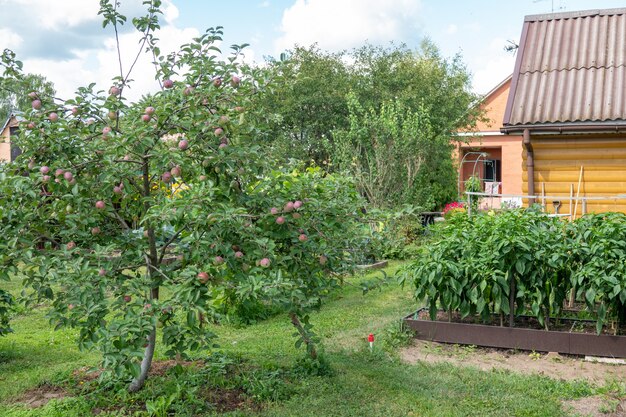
[256,42,481,209]
[0,1,364,390]
[568,213,626,333]
[400,209,577,329]
[0,65,56,122]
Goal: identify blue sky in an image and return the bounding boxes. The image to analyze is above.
[1,0,625,101]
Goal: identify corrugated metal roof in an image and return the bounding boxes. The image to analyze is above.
[503,8,626,129]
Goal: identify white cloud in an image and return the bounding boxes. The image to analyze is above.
[472,55,515,94]
[10,0,101,29]
[0,0,204,102]
[0,28,23,49]
[274,0,422,53]
[445,24,458,35]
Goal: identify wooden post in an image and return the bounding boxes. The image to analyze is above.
[541,182,546,212]
[569,184,574,222]
[573,166,584,221]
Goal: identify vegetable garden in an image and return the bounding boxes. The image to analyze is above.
[400,209,626,349]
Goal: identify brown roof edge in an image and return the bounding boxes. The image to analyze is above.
[501,122,626,134]
[524,7,626,22]
[502,21,529,126]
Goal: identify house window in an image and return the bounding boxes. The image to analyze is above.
[483,159,500,182]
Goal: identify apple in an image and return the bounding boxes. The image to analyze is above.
[27,122,35,129]
[55,168,64,177]
[66,241,76,250]
[95,200,106,210]
[235,251,244,259]
[102,126,112,136]
[68,303,75,310]
[276,216,285,225]
[145,106,155,115]
[234,106,244,112]
[270,207,279,215]
[42,175,51,182]
[199,175,207,181]
[48,112,58,122]
[123,295,131,303]
[219,143,227,149]
[178,139,189,150]
[183,86,194,96]
[109,86,121,96]
[71,107,79,116]
[214,256,224,265]
[162,171,172,183]
[170,165,181,177]
[63,171,73,181]
[40,166,50,175]
[219,115,229,124]
[163,79,174,89]
[292,212,301,219]
[28,91,38,100]
[298,234,308,242]
[213,77,222,87]
[144,303,152,310]
[231,75,240,87]
[108,111,117,120]
[214,127,224,137]
[293,200,303,209]
[319,255,328,265]
[31,100,42,110]
[91,227,101,235]
[284,201,295,212]
[141,114,151,123]
[98,268,106,276]
[113,186,122,194]
[259,258,271,268]
[197,271,210,284]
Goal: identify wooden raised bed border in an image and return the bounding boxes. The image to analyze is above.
[403,309,626,358]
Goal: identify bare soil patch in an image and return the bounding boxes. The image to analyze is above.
[400,340,625,383]
[563,396,626,417]
[202,387,261,413]
[15,383,70,408]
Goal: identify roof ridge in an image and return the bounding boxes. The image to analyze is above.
[520,63,626,75]
[525,7,626,22]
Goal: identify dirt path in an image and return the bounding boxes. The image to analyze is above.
[400,340,626,416]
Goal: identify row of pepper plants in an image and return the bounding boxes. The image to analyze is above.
[399,209,626,334]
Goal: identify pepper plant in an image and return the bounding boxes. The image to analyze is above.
[568,213,626,334]
[0,0,363,391]
[400,209,573,329]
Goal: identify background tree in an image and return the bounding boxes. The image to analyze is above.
[0,0,363,392]
[256,46,351,166]
[259,41,481,209]
[0,72,55,122]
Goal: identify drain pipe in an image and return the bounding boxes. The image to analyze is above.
[523,129,535,206]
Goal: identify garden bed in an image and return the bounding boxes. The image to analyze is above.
[403,308,626,358]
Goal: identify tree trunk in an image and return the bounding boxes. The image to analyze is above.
[289,312,318,360]
[128,157,159,392]
[128,326,156,392]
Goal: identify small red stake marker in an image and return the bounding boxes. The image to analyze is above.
[368,333,374,352]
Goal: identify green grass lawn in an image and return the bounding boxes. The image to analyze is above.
[0,262,608,416]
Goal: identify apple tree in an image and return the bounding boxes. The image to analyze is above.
[0,0,364,392]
